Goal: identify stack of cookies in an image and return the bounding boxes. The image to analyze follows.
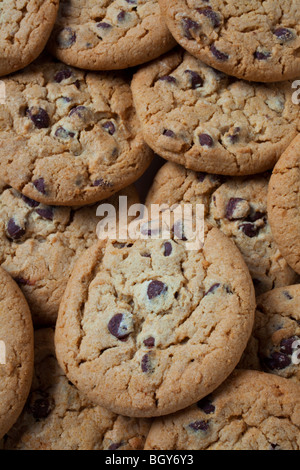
[0,0,299,451]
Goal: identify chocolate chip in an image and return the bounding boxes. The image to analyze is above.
[283,291,293,300]
[197,172,206,182]
[69,106,88,118]
[147,281,167,300]
[246,211,266,222]
[117,10,126,21]
[164,242,173,257]
[210,44,229,61]
[280,336,299,356]
[93,178,113,188]
[204,283,220,296]
[264,352,291,371]
[254,50,271,60]
[21,195,40,208]
[56,27,76,48]
[185,70,204,89]
[182,17,200,39]
[54,69,72,83]
[199,133,213,147]
[197,398,215,414]
[189,420,209,432]
[102,121,116,135]
[55,127,75,139]
[27,107,50,129]
[197,7,221,28]
[163,129,175,138]
[108,442,122,450]
[31,398,53,420]
[274,28,295,43]
[270,443,280,450]
[141,354,152,373]
[159,75,177,84]
[35,208,54,221]
[225,198,245,220]
[144,337,155,348]
[33,178,46,194]
[7,219,25,240]
[228,127,240,144]
[97,22,112,29]
[239,223,260,238]
[108,314,131,341]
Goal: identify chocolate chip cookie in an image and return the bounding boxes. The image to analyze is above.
[0,181,139,326]
[55,227,255,418]
[240,285,300,383]
[159,0,300,82]
[144,370,300,450]
[268,134,300,275]
[0,56,153,206]
[0,267,34,440]
[146,162,298,295]
[48,0,176,70]
[2,329,151,450]
[131,49,300,176]
[0,1,59,77]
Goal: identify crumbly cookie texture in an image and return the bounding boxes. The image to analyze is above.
[0,267,34,440]
[0,57,153,206]
[55,228,255,418]
[48,0,176,70]
[240,285,300,384]
[146,162,298,295]
[131,49,300,176]
[159,0,300,82]
[0,0,59,77]
[2,329,151,450]
[144,370,300,450]
[0,181,139,326]
[268,134,300,275]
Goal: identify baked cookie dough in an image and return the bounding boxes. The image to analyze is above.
[131,49,300,175]
[55,228,255,417]
[144,370,300,450]
[0,0,59,76]
[0,56,153,206]
[268,134,300,275]
[0,266,34,440]
[159,0,300,82]
[48,0,176,70]
[2,329,151,450]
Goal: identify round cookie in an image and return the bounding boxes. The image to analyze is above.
[146,162,298,295]
[240,285,300,384]
[0,181,139,326]
[48,0,176,70]
[158,1,300,83]
[0,56,153,206]
[268,134,300,275]
[0,1,59,77]
[55,227,255,418]
[144,370,300,450]
[131,49,300,176]
[2,329,151,450]
[0,267,34,440]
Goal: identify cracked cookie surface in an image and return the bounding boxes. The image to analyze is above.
[268,134,300,275]
[240,285,300,384]
[0,0,59,77]
[48,0,176,70]
[55,227,255,418]
[146,162,298,295]
[144,370,300,450]
[2,329,151,450]
[0,56,153,206]
[0,266,33,440]
[159,0,300,82]
[131,49,300,176]
[0,181,139,326]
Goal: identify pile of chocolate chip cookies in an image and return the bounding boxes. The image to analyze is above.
[0,0,300,451]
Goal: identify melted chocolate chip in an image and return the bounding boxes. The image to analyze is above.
[210,45,229,61]
[27,107,50,129]
[57,27,76,48]
[7,219,25,240]
[35,208,54,221]
[31,398,53,420]
[182,17,200,39]
[185,70,204,89]
[69,106,87,118]
[280,336,299,356]
[108,442,122,450]
[147,281,167,300]
[199,133,213,147]
[254,50,271,60]
[204,283,220,296]
[141,354,152,373]
[197,398,215,414]
[55,127,75,139]
[93,178,113,188]
[97,22,112,29]
[159,75,177,83]
[225,198,245,220]
[240,223,260,238]
[163,129,175,138]
[283,291,293,300]
[102,121,116,135]
[108,314,130,341]
[144,337,155,348]
[33,178,46,194]
[164,242,173,257]
[189,420,209,432]
[54,69,72,83]
[274,28,295,43]
[21,195,40,208]
[264,352,291,371]
[197,7,221,28]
